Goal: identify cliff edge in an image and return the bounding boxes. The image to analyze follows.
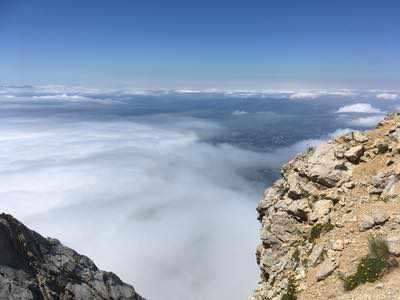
[250,113,400,299]
[0,213,144,300]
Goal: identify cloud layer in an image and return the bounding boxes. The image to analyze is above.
[377,92,399,100]
[0,114,279,300]
[347,115,384,127]
[336,103,382,114]
[0,83,396,299]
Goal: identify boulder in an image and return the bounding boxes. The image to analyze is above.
[376,142,389,154]
[352,131,368,143]
[373,212,389,225]
[312,200,333,220]
[315,259,338,281]
[387,234,400,256]
[344,145,364,163]
[359,215,375,231]
[286,172,305,200]
[371,172,386,188]
[381,174,398,199]
[308,245,324,267]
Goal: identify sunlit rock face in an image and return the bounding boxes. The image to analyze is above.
[250,113,400,300]
[0,213,145,300]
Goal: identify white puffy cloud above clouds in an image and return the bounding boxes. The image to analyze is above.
[377,93,399,100]
[232,110,248,116]
[336,103,382,114]
[32,94,91,101]
[289,91,320,99]
[348,115,384,127]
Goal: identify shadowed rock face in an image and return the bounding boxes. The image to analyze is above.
[0,213,145,300]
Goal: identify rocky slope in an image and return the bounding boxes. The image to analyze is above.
[250,113,400,299]
[0,213,144,299]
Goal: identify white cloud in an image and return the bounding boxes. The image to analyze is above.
[232,110,247,116]
[377,93,398,100]
[288,91,320,99]
[0,115,274,300]
[288,90,354,100]
[33,94,90,101]
[0,83,369,299]
[336,103,382,114]
[348,115,384,127]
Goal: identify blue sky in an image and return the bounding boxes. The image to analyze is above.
[1,0,399,89]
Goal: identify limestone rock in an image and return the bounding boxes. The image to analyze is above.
[359,215,375,231]
[373,212,389,225]
[315,259,338,281]
[381,174,398,199]
[308,245,324,267]
[371,172,385,188]
[387,234,400,256]
[344,145,364,163]
[250,113,400,300]
[312,200,333,221]
[352,131,368,143]
[286,172,306,200]
[331,239,344,251]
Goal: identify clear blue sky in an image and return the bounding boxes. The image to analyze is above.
[1,0,399,89]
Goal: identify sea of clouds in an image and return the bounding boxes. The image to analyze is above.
[0,85,399,299]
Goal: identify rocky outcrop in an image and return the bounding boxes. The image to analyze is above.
[0,213,144,300]
[250,113,400,299]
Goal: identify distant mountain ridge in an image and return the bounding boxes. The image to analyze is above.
[0,213,144,300]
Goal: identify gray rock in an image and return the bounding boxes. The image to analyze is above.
[332,239,344,251]
[344,145,364,163]
[393,215,400,224]
[0,214,145,300]
[313,200,333,220]
[286,172,305,200]
[308,245,324,267]
[360,215,375,231]
[343,181,355,189]
[372,172,386,188]
[373,212,389,225]
[335,151,344,159]
[353,131,369,143]
[307,143,344,187]
[387,234,400,256]
[287,199,309,221]
[315,259,338,281]
[376,141,389,154]
[381,174,398,199]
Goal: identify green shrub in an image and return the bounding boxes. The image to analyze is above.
[369,236,389,260]
[281,278,297,300]
[306,146,315,154]
[291,248,300,263]
[343,237,393,291]
[309,222,334,242]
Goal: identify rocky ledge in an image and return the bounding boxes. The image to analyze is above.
[250,113,400,299]
[0,213,144,300]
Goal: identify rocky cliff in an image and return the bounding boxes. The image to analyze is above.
[0,213,144,300]
[250,113,400,299]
